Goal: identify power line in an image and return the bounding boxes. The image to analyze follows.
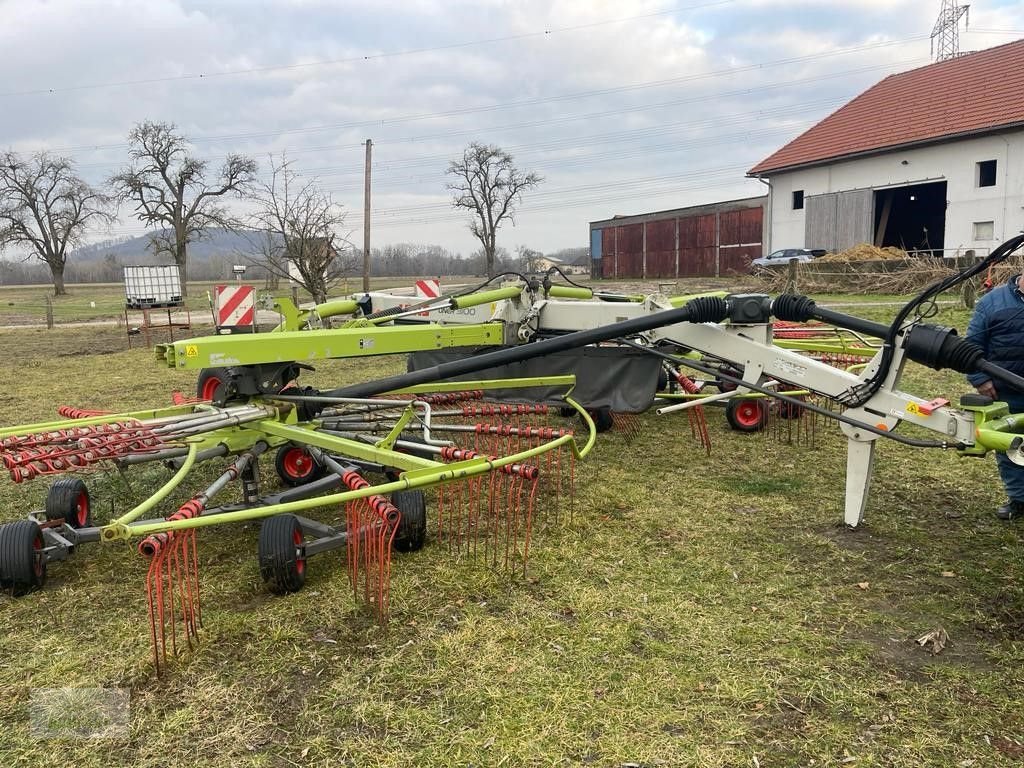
[315,115,831,195]
[99,161,753,238]
[51,34,929,155]
[0,0,734,99]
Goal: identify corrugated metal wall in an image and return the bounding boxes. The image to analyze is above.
[645,219,676,278]
[836,189,873,249]
[596,204,763,279]
[805,189,873,252]
[806,193,839,252]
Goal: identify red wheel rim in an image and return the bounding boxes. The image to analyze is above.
[293,527,305,576]
[282,448,313,480]
[735,401,764,427]
[32,531,43,578]
[201,376,223,401]
[74,491,89,527]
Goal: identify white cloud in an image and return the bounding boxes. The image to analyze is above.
[0,0,1021,256]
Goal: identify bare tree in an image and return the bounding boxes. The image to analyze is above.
[247,154,352,304]
[0,152,114,296]
[109,121,257,294]
[446,143,542,278]
[516,245,545,272]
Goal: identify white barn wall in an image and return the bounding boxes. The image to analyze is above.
[765,130,1024,254]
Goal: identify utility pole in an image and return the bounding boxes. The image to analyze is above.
[931,0,970,62]
[362,139,372,292]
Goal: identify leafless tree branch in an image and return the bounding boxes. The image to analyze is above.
[246,153,353,304]
[0,151,115,295]
[446,142,541,278]
[108,120,257,294]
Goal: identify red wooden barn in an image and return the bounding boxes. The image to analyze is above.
[589,196,766,279]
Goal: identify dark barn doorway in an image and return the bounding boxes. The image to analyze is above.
[874,181,947,255]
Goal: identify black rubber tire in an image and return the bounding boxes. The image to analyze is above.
[390,490,427,553]
[44,477,92,529]
[716,366,742,393]
[656,366,671,393]
[725,399,768,433]
[196,368,226,401]
[588,406,615,433]
[777,396,806,420]
[274,445,326,487]
[0,520,46,595]
[258,514,306,593]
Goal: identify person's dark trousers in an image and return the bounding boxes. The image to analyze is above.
[995,392,1024,507]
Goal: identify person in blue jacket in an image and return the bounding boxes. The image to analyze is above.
[966,273,1024,519]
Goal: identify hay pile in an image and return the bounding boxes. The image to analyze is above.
[816,244,908,263]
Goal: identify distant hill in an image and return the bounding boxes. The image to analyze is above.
[73,228,260,266]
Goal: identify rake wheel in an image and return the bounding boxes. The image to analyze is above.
[390,490,427,553]
[274,445,325,487]
[656,366,671,393]
[196,368,227,401]
[0,520,46,595]
[45,477,92,529]
[777,396,806,420]
[258,514,306,594]
[589,406,615,433]
[725,399,768,433]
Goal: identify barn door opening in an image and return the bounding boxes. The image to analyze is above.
[873,181,946,256]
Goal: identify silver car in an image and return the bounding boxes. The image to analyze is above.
[750,248,820,268]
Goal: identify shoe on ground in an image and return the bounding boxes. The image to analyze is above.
[995,500,1024,520]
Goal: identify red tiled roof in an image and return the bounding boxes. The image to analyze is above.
[749,39,1024,175]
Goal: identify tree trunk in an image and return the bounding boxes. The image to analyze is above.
[50,263,66,297]
[312,285,327,304]
[485,243,495,278]
[175,238,189,298]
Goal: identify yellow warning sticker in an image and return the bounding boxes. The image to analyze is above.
[185,345,199,358]
[905,402,920,416]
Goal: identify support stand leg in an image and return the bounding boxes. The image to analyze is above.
[844,438,876,528]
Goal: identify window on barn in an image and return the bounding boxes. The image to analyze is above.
[977,160,997,188]
[973,221,995,241]
[792,190,804,210]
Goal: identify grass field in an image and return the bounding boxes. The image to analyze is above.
[0,276,423,326]
[0,294,1023,766]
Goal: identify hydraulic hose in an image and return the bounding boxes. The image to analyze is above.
[793,233,1024,406]
[325,295,730,399]
[772,293,1024,395]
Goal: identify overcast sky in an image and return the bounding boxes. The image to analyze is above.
[2,0,1023,257]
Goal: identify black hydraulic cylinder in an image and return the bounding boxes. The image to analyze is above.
[326,295,729,399]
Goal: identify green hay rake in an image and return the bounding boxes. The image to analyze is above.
[3,236,1024,673]
[0,375,590,671]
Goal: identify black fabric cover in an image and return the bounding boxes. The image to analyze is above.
[407,345,660,413]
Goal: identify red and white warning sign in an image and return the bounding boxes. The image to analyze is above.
[215,285,255,332]
[414,279,441,299]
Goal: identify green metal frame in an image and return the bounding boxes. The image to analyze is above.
[959,399,1019,457]
[72,374,595,542]
[157,322,504,370]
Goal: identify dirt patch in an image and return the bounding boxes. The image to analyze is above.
[974,591,1024,641]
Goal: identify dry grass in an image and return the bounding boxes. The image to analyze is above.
[0,300,1023,766]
